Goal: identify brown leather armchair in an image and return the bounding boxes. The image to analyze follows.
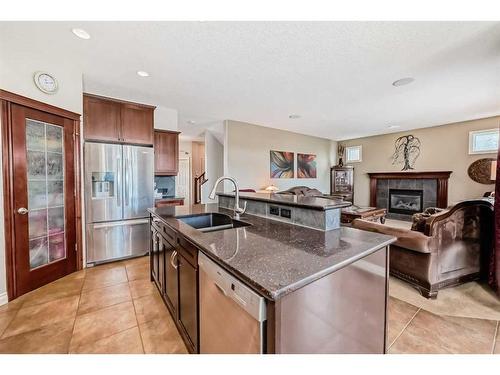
[352,199,494,298]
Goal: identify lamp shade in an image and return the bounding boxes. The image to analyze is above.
[491,160,497,181]
[265,184,279,192]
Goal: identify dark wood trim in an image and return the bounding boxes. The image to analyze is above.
[83,92,157,110]
[1,93,83,300]
[0,90,80,121]
[368,171,452,209]
[153,129,181,135]
[367,171,452,180]
[1,100,16,300]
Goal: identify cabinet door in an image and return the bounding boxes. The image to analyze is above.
[178,252,198,350]
[120,103,154,145]
[154,131,179,175]
[83,95,121,142]
[150,226,160,288]
[162,236,178,315]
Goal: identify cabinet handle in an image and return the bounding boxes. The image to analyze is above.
[170,251,178,270]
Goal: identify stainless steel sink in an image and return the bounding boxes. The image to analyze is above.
[177,213,252,233]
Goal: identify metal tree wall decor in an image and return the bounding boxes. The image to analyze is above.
[392,135,421,171]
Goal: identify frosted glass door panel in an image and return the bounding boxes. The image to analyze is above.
[26,119,66,270]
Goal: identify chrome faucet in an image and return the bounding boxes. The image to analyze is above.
[209,176,247,219]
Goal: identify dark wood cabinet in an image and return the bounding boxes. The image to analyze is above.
[154,130,179,175]
[83,94,154,145]
[121,103,154,145]
[83,95,121,142]
[149,215,199,353]
[155,198,184,208]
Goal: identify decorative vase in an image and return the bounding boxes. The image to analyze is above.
[338,157,344,167]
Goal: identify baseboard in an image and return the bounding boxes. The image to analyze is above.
[0,292,8,306]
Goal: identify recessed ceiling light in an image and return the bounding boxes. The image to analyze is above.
[137,71,150,77]
[71,28,90,40]
[289,114,301,119]
[187,120,196,125]
[392,77,415,87]
[387,125,400,129]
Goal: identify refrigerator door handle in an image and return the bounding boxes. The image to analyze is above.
[116,157,122,207]
[124,157,130,206]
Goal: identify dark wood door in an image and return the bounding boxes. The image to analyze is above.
[120,103,154,145]
[83,95,121,142]
[154,130,179,175]
[11,104,77,296]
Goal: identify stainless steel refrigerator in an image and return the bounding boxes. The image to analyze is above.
[84,142,154,265]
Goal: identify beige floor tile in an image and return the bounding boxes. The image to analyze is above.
[0,310,18,338]
[494,323,500,354]
[78,282,132,315]
[129,279,156,299]
[83,267,128,291]
[0,297,25,313]
[387,297,419,346]
[70,301,137,351]
[140,318,187,354]
[70,326,144,354]
[133,292,170,324]
[0,319,74,354]
[123,256,149,268]
[21,278,83,308]
[2,295,79,339]
[390,310,497,354]
[126,262,150,281]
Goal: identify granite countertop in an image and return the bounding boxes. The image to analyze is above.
[217,192,352,211]
[155,196,185,201]
[148,204,396,301]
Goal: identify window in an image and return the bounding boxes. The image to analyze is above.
[469,129,499,154]
[346,145,362,163]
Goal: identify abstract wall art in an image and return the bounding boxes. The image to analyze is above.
[270,151,294,178]
[297,153,317,178]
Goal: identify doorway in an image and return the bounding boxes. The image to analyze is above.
[1,91,82,300]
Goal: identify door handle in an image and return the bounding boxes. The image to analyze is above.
[17,207,28,215]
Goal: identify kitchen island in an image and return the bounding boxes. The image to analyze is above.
[149,203,396,354]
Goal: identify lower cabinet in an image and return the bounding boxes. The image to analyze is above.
[178,249,198,351]
[150,215,199,353]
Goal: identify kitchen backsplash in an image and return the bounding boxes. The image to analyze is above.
[154,175,176,197]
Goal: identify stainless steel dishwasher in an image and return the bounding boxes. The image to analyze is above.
[198,252,267,354]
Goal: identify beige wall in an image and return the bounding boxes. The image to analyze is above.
[341,116,500,206]
[225,120,334,193]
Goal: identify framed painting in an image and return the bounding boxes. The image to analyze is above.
[297,153,317,178]
[270,151,294,178]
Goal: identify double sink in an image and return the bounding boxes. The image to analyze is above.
[177,213,252,233]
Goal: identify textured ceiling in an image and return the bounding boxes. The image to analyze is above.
[2,21,500,140]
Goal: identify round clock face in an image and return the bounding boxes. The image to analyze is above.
[33,72,58,94]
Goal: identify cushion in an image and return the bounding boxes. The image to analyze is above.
[411,207,444,233]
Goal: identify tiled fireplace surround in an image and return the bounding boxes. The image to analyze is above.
[376,179,437,220]
[369,171,452,221]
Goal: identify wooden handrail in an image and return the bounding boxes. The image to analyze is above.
[194,172,207,204]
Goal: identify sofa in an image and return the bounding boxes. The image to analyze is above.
[352,199,494,298]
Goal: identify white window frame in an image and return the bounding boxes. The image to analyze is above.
[469,128,499,155]
[345,145,362,163]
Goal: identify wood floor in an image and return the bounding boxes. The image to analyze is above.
[0,255,499,354]
[0,256,187,354]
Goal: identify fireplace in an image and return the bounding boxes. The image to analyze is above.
[389,189,423,215]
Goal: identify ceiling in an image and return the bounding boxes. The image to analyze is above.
[2,21,500,140]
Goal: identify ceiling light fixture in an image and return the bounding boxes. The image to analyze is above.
[289,114,301,119]
[392,77,415,87]
[187,120,196,125]
[387,125,400,129]
[71,28,90,40]
[137,71,150,77]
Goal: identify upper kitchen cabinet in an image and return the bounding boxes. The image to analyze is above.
[83,94,155,145]
[154,130,180,175]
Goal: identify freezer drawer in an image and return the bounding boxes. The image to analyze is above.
[86,219,149,264]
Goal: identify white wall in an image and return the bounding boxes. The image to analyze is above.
[225,120,333,193]
[0,32,84,303]
[202,131,224,203]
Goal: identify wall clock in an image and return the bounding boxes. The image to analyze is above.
[33,71,59,94]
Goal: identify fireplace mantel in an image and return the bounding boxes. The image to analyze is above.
[368,171,452,208]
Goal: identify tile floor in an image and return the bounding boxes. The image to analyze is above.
[0,256,187,354]
[0,255,499,354]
